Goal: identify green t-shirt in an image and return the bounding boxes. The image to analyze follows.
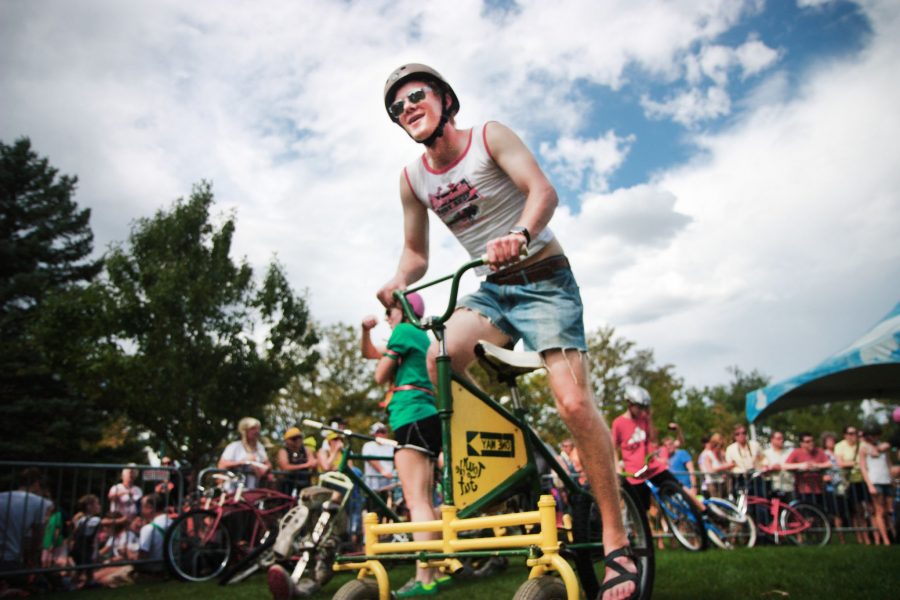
[384,322,436,430]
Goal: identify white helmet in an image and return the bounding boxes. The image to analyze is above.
[624,384,651,407]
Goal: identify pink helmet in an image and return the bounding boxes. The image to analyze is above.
[406,292,425,318]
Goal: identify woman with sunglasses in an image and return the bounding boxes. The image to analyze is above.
[378,63,640,600]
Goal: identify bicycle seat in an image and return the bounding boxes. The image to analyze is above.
[475,340,544,381]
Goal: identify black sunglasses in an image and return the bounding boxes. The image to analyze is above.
[389,86,432,118]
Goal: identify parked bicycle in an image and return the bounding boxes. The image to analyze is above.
[628,454,755,551]
[163,465,296,581]
[628,459,708,552]
[733,471,831,546]
[220,425,404,595]
[331,257,655,600]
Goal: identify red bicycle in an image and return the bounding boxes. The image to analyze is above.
[734,472,831,546]
[164,466,296,582]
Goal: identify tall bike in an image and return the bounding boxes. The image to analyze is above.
[332,258,654,600]
[733,472,831,546]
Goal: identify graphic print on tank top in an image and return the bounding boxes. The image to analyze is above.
[429,178,482,232]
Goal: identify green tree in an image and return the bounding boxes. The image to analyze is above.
[39,182,318,468]
[584,325,685,437]
[270,320,381,435]
[0,138,116,461]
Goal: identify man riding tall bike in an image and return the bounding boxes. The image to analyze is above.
[375,63,641,600]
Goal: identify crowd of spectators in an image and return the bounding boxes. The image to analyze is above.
[605,421,899,547]
[3,414,896,596]
[0,466,178,596]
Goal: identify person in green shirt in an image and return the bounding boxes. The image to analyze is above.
[361,291,442,597]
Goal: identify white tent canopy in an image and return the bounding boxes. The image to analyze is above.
[746,301,900,423]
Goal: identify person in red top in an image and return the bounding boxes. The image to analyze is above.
[611,385,702,514]
[785,432,832,509]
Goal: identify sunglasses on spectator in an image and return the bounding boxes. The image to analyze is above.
[846,430,857,435]
[287,435,302,441]
[389,86,433,118]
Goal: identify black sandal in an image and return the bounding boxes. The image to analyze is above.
[598,546,641,600]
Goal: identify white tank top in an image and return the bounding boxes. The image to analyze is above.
[403,122,554,274]
[865,445,891,485]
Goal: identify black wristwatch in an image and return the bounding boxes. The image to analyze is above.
[508,226,531,245]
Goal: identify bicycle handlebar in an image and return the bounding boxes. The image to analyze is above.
[302,418,399,447]
[393,257,486,330]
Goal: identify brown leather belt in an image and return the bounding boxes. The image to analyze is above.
[486,255,570,286]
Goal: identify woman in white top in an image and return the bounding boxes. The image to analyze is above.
[218,417,272,489]
[698,433,734,498]
[859,426,893,546]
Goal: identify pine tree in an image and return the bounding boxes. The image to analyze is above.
[0,137,108,460]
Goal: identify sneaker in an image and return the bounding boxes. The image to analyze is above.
[274,505,309,557]
[395,578,439,598]
[267,564,296,600]
[435,575,453,589]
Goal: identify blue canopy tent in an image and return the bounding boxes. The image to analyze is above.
[746,301,900,423]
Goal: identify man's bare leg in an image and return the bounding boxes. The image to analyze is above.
[543,350,635,600]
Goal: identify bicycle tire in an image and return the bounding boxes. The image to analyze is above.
[332,578,380,600]
[218,523,277,585]
[656,481,708,551]
[780,502,831,547]
[164,509,232,582]
[704,497,756,549]
[512,575,568,600]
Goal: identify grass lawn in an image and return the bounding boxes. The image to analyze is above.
[45,545,898,599]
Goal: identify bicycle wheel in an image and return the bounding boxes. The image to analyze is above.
[704,498,756,549]
[165,509,232,582]
[568,485,654,600]
[332,579,379,600]
[780,502,831,547]
[513,575,568,600]
[656,482,708,551]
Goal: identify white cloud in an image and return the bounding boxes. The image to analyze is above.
[641,86,732,127]
[735,37,780,78]
[2,0,898,392]
[612,2,900,383]
[539,132,635,193]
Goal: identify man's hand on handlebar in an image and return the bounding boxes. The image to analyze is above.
[377,276,407,309]
[485,233,527,271]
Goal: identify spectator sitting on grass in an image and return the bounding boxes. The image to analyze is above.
[135,494,171,578]
[94,511,139,588]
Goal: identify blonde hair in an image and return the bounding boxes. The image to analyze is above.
[238,417,261,437]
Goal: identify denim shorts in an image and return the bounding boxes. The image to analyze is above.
[459,266,587,353]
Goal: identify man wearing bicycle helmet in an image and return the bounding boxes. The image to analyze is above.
[377,63,639,600]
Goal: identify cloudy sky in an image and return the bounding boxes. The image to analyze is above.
[3,0,898,391]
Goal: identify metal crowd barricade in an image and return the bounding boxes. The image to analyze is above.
[691,468,885,540]
[0,461,184,581]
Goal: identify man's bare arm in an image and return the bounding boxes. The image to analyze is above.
[484,122,558,266]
